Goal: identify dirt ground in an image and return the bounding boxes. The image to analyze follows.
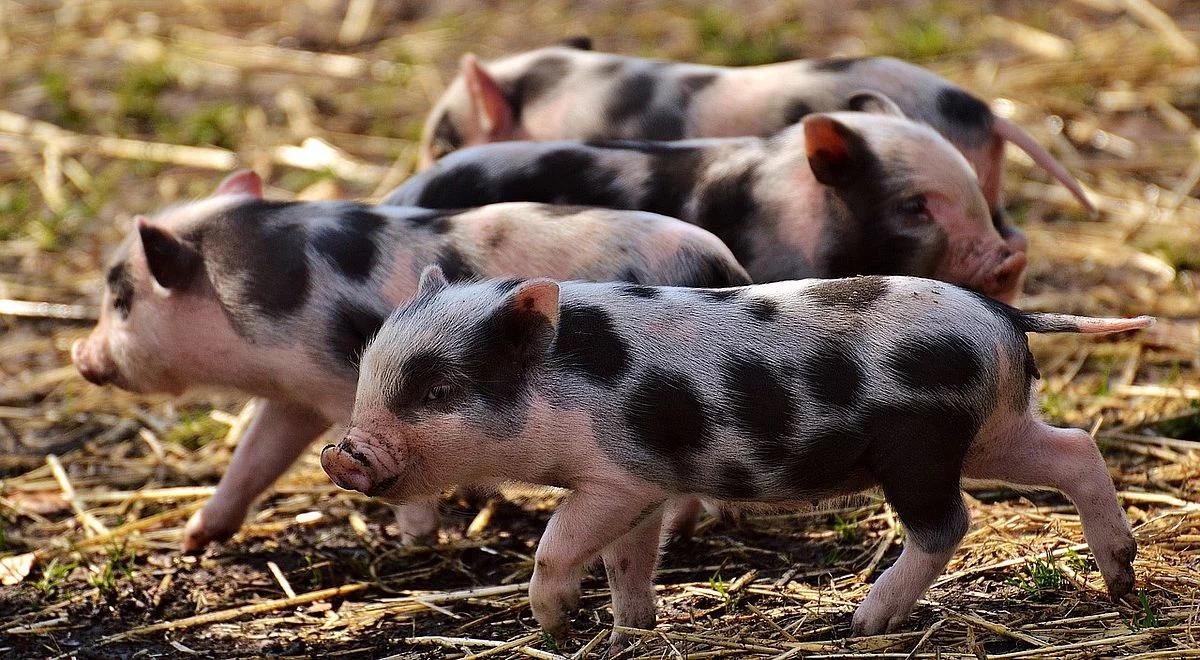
[2,1,1200,658]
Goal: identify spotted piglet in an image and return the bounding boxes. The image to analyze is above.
[71,170,750,553]
[390,102,1027,301]
[419,44,1096,243]
[326,267,1147,654]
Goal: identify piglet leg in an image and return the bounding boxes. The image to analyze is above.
[182,398,328,554]
[530,487,666,643]
[964,422,1135,599]
[852,540,957,635]
[602,506,664,657]
[390,501,441,544]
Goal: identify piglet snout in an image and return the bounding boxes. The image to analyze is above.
[980,249,1027,304]
[72,338,114,386]
[321,440,375,494]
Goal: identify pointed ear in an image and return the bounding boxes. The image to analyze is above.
[495,279,560,360]
[417,264,449,295]
[460,53,514,140]
[846,90,905,117]
[214,169,263,198]
[508,279,560,331]
[803,115,871,188]
[137,218,201,290]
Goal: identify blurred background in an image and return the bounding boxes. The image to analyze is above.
[2,1,1199,657]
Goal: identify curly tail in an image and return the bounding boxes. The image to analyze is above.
[1012,312,1155,335]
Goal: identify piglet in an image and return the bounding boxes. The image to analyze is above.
[328,266,1147,655]
[419,44,1095,241]
[71,170,750,553]
[390,102,1028,302]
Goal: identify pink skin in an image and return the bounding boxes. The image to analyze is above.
[326,279,1140,647]
[325,396,1134,645]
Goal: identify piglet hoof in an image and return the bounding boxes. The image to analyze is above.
[1102,537,1137,601]
[530,585,580,644]
[850,601,909,637]
[181,508,239,555]
[605,632,635,659]
[392,503,441,545]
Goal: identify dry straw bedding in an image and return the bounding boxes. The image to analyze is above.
[1,1,1199,657]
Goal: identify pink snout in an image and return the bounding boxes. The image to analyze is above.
[979,249,1028,304]
[71,338,115,386]
[320,442,376,494]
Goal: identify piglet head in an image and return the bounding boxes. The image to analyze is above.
[328,266,561,501]
[802,105,1026,302]
[418,54,521,169]
[72,171,262,394]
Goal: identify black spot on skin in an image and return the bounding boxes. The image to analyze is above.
[106,261,134,318]
[693,165,759,266]
[745,297,778,323]
[494,278,523,294]
[862,402,974,553]
[462,295,555,409]
[483,148,630,208]
[429,113,464,160]
[682,71,717,89]
[552,304,631,385]
[384,349,464,419]
[698,288,741,302]
[783,99,813,125]
[886,334,982,390]
[809,56,869,72]
[509,55,571,117]
[393,162,493,208]
[716,462,758,500]
[806,276,889,311]
[485,223,509,251]
[605,70,657,124]
[327,301,386,371]
[624,368,712,478]
[436,245,476,282]
[721,353,796,460]
[639,109,686,141]
[407,210,454,234]
[598,60,624,77]
[310,208,385,282]
[936,87,994,134]
[188,199,311,326]
[799,336,862,408]
[640,145,705,217]
[680,253,753,288]
[620,284,661,299]
[557,35,593,50]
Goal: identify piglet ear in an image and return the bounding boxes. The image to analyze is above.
[509,279,560,331]
[417,264,449,294]
[460,53,514,141]
[846,90,905,117]
[137,217,201,290]
[214,169,263,198]
[803,115,870,188]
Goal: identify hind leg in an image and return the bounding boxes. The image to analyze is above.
[964,422,1135,599]
[855,421,971,635]
[602,509,664,657]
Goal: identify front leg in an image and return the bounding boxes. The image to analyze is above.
[530,486,665,642]
[602,507,664,657]
[182,398,328,553]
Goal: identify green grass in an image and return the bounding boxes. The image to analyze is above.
[162,408,230,451]
[1008,551,1067,597]
[707,570,742,613]
[89,543,135,596]
[1129,591,1161,630]
[692,6,803,66]
[35,558,80,597]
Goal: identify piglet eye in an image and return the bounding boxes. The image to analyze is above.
[424,384,452,404]
[899,194,928,216]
